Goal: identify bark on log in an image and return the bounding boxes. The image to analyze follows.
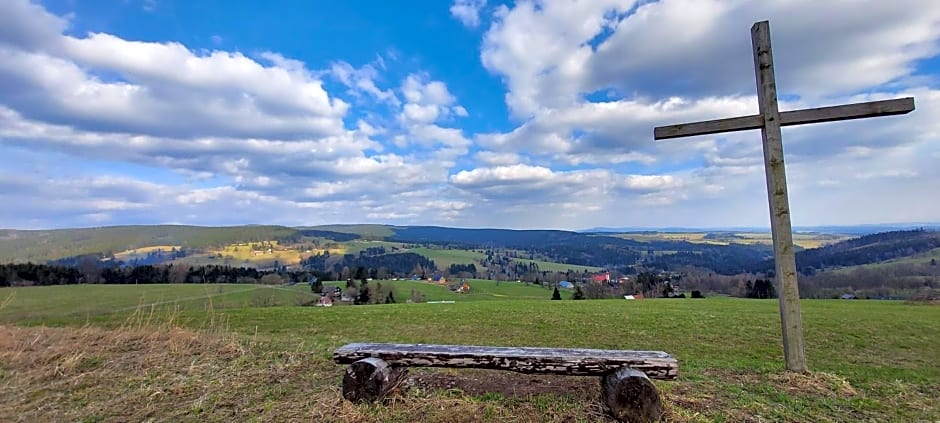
[601,367,663,423]
[342,357,409,403]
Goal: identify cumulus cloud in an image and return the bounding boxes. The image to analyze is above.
[483,0,940,117]
[0,0,938,230]
[0,42,348,140]
[0,0,68,51]
[392,74,472,161]
[464,0,940,228]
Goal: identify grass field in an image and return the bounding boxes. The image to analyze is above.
[511,258,602,272]
[113,245,182,260]
[1,284,938,422]
[407,247,601,273]
[0,284,317,323]
[408,247,486,269]
[0,281,555,323]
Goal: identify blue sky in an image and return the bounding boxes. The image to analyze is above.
[1,0,938,230]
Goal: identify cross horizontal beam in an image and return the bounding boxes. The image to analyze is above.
[653,97,914,140]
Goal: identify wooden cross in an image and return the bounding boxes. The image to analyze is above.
[654,21,915,372]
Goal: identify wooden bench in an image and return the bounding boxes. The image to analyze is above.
[334,342,678,422]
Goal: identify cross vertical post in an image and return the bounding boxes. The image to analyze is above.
[653,20,914,373]
[751,21,806,372]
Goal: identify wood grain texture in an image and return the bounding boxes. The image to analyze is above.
[751,20,807,373]
[334,343,678,380]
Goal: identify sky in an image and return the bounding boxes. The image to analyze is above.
[0,0,938,230]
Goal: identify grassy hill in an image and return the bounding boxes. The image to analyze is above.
[792,229,940,272]
[0,280,557,323]
[3,225,936,286]
[0,225,298,263]
[407,247,486,269]
[0,283,937,421]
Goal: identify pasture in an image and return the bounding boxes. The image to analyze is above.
[113,245,182,261]
[511,258,602,273]
[1,283,937,422]
[407,247,487,269]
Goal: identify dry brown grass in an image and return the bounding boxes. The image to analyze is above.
[1,319,933,422]
[0,322,611,423]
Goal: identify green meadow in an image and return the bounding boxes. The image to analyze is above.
[1,283,937,422]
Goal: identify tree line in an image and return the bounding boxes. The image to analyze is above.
[0,262,322,287]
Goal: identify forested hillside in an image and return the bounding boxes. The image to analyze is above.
[747,229,940,273]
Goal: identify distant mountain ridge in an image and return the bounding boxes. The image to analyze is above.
[1,224,937,278]
[583,223,940,235]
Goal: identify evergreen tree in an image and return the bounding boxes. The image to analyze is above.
[356,281,370,304]
[551,287,562,300]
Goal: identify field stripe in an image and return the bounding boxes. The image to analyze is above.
[112,285,264,312]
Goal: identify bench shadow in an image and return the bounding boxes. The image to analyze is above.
[409,368,601,398]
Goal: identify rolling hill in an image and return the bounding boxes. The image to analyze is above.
[0,225,298,263]
[2,224,937,285]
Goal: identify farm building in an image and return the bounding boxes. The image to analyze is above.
[590,272,610,283]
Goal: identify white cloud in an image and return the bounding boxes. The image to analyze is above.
[403,103,440,123]
[400,74,458,111]
[0,0,68,51]
[452,105,469,117]
[483,0,940,118]
[330,60,399,106]
[0,41,348,140]
[474,151,523,166]
[450,164,683,202]
[0,0,938,230]
[450,0,487,28]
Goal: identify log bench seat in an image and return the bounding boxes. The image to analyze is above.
[333,342,679,422]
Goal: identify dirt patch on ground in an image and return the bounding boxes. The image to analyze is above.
[410,367,601,398]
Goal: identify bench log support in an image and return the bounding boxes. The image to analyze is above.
[342,357,409,403]
[602,367,663,423]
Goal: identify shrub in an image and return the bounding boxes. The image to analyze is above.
[259,274,283,285]
[572,286,585,300]
[409,289,426,303]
